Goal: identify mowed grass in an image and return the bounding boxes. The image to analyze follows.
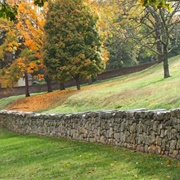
[0,129,180,180]
[1,55,180,113]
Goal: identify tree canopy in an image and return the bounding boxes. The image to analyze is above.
[0,0,175,21]
[1,0,180,94]
[43,0,106,90]
[0,0,46,96]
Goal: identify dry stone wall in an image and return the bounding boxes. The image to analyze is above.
[0,109,179,159]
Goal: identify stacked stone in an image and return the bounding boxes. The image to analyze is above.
[0,108,179,159]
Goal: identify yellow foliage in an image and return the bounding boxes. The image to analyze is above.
[84,59,91,67]
[34,74,44,81]
[15,0,46,60]
[102,48,109,63]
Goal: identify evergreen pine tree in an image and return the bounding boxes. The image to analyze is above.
[43,0,105,90]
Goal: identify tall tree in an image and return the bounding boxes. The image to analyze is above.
[43,0,105,90]
[0,0,47,96]
[16,0,49,91]
[139,2,180,78]
[97,0,143,69]
[16,0,46,60]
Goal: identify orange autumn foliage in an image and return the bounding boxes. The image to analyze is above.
[6,90,76,112]
[16,0,47,66]
[5,81,119,112]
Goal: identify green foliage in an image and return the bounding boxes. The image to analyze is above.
[140,0,172,10]
[0,129,179,179]
[19,48,35,62]
[105,37,139,69]
[98,0,141,69]
[0,0,46,21]
[43,0,105,84]
[34,0,48,7]
[0,3,17,21]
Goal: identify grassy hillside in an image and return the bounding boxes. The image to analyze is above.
[2,55,180,113]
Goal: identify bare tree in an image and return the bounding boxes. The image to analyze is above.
[140,2,180,78]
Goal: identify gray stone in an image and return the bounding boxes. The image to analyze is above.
[160,130,165,138]
[170,140,177,153]
[0,109,179,160]
[176,154,180,160]
[156,137,162,146]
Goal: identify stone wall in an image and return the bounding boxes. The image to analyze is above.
[0,109,179,159]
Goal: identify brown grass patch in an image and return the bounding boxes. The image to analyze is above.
[5,90,76,112]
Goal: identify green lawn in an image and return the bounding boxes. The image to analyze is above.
[0,129,179,180]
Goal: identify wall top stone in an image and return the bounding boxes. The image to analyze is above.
[0,108,179,118]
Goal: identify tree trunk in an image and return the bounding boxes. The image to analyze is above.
[47,79,53,92]
[44,75,53,93]
[60,82,65,90]
[75,75,80,90]
[163,45,170,78]
[157,41,163,63]
[88,75,97,85]
[88,77,92,85]
[24,72,30,97]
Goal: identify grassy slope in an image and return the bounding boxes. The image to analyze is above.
[43,56,180,113]
[0,95,24,110]
[0,129,179,180]
[1,55,180,113]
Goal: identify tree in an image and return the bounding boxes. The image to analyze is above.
[43,0,105,90]
[7,48,37,97]
[0,17,23,89]
[0,0,47,96]
[97,0,142,69]
[16,0,50,91]
[0,18,21,69]
[139,2,180,78]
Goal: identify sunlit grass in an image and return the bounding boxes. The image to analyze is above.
[1,55,180,113]
[42,56,180,114]
[0,95,24,110]
[0,129,179,180]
